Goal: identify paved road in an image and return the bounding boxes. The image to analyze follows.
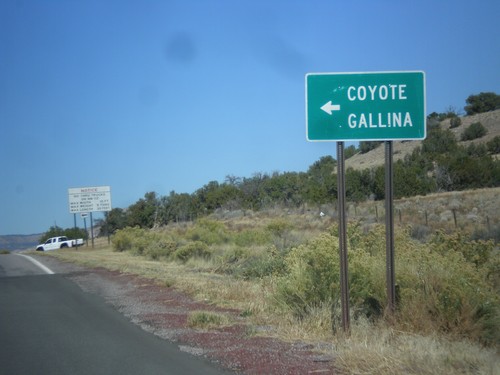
[0,253,232,375]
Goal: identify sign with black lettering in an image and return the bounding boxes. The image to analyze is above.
[68,186,112,213]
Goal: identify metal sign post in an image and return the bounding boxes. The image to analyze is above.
[83,217,88,247]
[337,142,350,331]
[90,212,94,248]
[385,141,396,312]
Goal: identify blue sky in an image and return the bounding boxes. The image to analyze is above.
[1,0,499,235]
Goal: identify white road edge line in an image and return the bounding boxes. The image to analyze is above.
[15,253,55,275]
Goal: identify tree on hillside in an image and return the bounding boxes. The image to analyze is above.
[195,181,222,212]
[224,174,241,186]
[39,226,65,242]
[422,128,457,156]
[305,156,337,204]
[127,192,159,228]
[194,180,243,212]
[427,107,460,122]
[449,116,461,129]
[344,145,358,159]
[160,191,196,223]
[464,92,500,115]
[440,151,498,190]
[394,159,435,198]
[359,141,381,154]
[101,208,127,235]
[346,168,372,202]
[261,172,306,208]
[371,166,385,200]
[239,172,270,210]
[64,227,88,241]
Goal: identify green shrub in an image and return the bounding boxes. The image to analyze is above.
[471,225,500,244]
[275,233,340,318]
[112,227,177,259]
[429,231,494,267]
[173,241,211,262]
[144,234,177,260]
[237,246,287,279]
[112,227,148,252]
[487,136,500,154]
[274,224,500,344]
[461,122,487,141]
[449,116,461,128]
[213,246,250,274]
[234,228,271,247]
[409,224,431,242]
[422,128,457,155]
[398,245,498,344]
[185,218,230,245]
[266,219,294,250]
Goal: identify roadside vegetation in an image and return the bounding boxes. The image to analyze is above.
[41,187,500,374]
[110,217,499,346]
[36,94,500,373]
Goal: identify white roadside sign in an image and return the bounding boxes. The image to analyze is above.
[68,186,112,213]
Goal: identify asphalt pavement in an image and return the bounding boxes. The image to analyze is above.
[0,253,233,375]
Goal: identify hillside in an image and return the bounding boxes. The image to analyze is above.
[345,109,500,170]
[0,234,42,251]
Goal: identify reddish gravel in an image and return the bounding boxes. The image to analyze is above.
[53,263,338,374]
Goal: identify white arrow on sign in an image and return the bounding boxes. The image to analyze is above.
[321,101,341,115]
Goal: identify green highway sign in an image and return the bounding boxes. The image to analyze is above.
[306,71,426,141]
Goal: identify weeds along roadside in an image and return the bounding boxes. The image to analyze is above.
[41,212,499,374]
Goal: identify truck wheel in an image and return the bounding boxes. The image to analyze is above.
[36,247,44,251]
[60,244,68,249]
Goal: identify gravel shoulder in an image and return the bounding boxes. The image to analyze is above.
[33,255,337,374]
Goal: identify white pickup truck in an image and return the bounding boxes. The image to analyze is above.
[35,236,84,251]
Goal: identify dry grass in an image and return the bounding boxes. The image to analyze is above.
[334,319,499,375]
[36,189,500,375]
[345,187,500,240]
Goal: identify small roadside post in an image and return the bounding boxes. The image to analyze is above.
[306,71,426,330]
[81,213,89,247]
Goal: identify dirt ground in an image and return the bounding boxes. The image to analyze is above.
[34,255,337,374]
